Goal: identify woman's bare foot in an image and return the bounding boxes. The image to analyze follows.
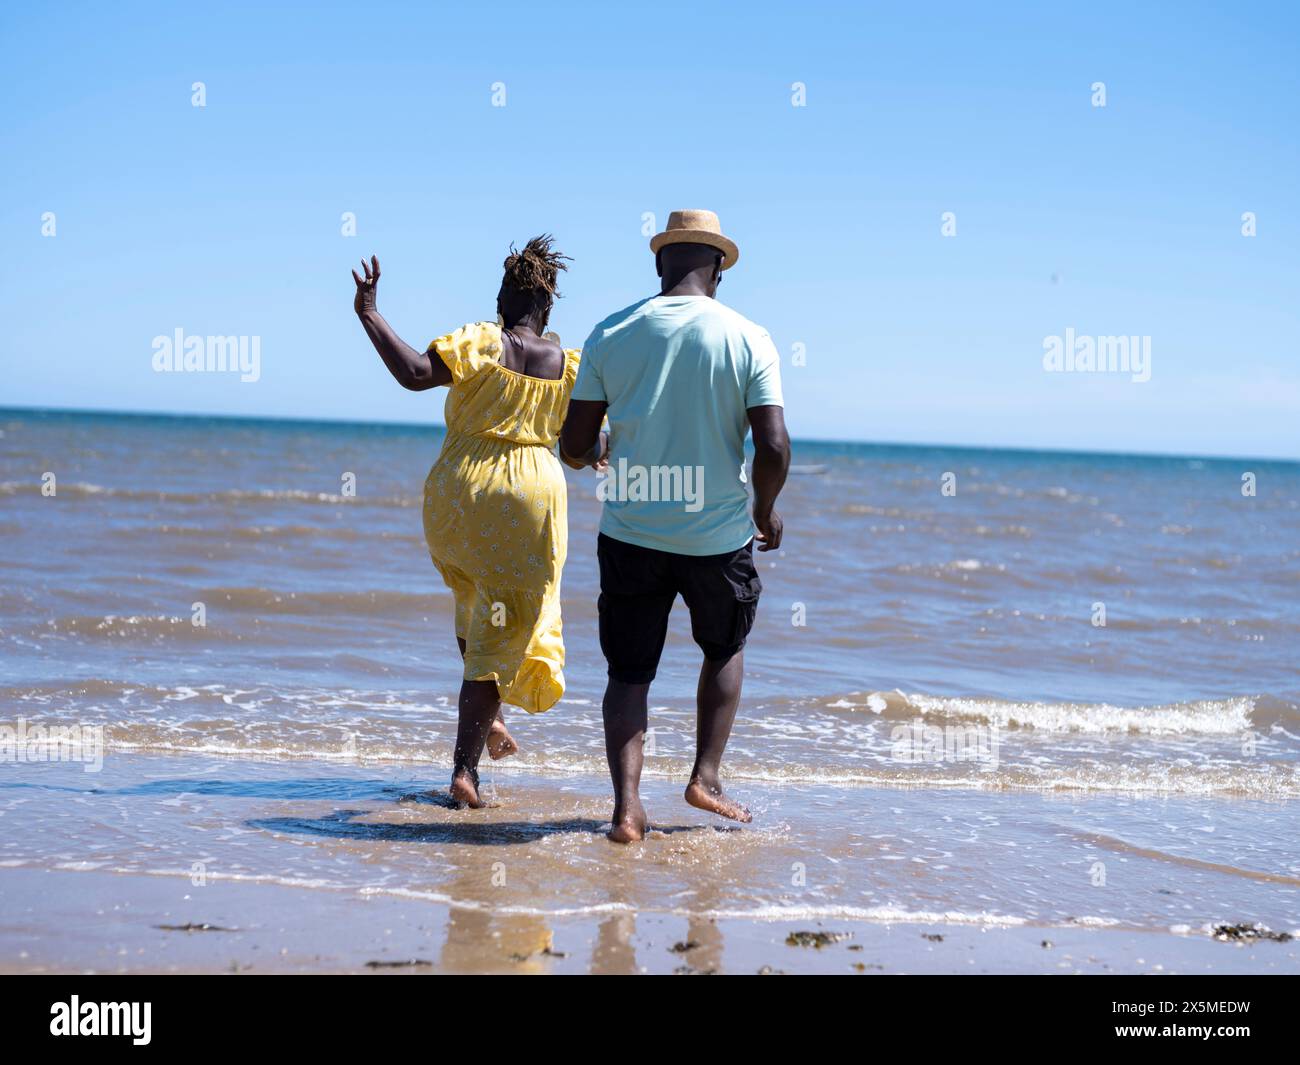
[449,768,486,808]
[607,800,648,843]
[684,779,752,823]
[486,719,518,761]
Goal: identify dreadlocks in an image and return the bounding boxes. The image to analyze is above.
[502,235,571,303]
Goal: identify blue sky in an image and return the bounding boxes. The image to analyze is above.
[2,1,1296,458]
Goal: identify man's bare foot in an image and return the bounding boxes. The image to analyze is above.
[486,720,518,761]
[449,768,485,808]
[607,802,648,843]
[684,779,752,823]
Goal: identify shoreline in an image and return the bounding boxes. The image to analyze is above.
[2,749,1298,976]
[5,867,1296,975]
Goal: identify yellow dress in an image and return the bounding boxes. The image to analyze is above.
[422,322,580,714]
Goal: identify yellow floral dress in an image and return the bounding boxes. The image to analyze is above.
[422,322,580,714]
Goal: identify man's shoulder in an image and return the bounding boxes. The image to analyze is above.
[585,297,657,346]
[708,299,771,340]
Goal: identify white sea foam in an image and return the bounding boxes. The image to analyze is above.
[73,732,1300,798]
[18,864,1123,930]
[359,888,1030,926]
[856,691,1259,737]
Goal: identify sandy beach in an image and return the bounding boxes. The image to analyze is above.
[3,750,1298,975]
[9,865,1297,976]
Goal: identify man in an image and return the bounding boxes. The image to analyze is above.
[561,209,791,843]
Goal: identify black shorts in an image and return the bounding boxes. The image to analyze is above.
[596,533,762,684]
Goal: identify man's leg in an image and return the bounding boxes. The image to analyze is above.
[678,541,761,823]
[603,679,650,842]
[684,650,751,822]
[595,534,674,844]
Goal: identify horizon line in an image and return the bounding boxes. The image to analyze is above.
[1,404,1294,467]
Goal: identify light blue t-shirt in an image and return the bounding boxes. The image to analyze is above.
[572,295,784,556]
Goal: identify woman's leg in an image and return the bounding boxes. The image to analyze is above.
[457,636,517,760]
[486,717,519,760]
[449,678,501,807]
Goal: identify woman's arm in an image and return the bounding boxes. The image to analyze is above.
[352,256,451,391]
[560,400,610,469]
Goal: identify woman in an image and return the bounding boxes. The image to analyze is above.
[351,237,604,807]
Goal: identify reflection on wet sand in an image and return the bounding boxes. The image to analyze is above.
[586,864,728,974]
[437,860,554,973]
[675,881,726,974]
[591,914,637,975]
[441,906,555,973]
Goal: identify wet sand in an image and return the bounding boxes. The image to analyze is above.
[6,865,1297,975]
[2,750,1297,974]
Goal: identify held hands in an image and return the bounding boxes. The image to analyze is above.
[753,507,783,552]
[560,430,609,472]
[351,255,381,316]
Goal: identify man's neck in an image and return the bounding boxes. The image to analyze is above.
[659,280,714,298]
[659,265,717,299]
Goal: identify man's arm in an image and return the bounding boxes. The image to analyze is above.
[748,404,790,551]
[560,399,610,470]
[352,256,451,391]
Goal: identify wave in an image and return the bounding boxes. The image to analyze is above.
[24,614,224,642]
[7,742,1296,799]
[21,591,452,634]
[118,523,423,545]
[881,560,1039,589]
[1070,827,1300,886]
[0,481,419,508]
[819,690,1295,735]
[199,586,448,616]
[7,680,1294,738]
[4,680,1297,797]
[11,728,1298,799]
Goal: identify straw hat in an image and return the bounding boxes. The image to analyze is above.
[649,209,739,270]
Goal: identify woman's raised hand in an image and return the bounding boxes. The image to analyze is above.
[351,255,381,316]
